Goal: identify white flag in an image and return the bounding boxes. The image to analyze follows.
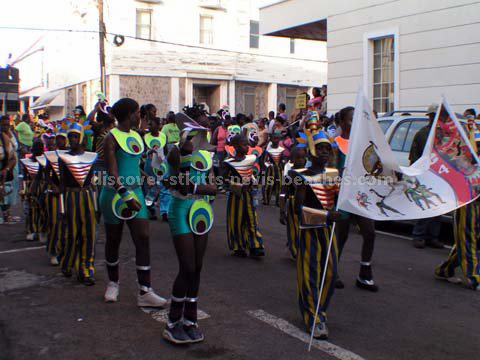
[337,88,480,220]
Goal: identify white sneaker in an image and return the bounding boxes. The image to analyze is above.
[50,256,59,266]
[26,233,35,241]
[137,289,167,307]
[104,281,120,303]
[312,321,329,340]
[39,233,47,244]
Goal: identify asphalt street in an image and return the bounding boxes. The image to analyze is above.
[0,194,479,360]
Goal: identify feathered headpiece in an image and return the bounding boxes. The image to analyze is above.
[175,112,213,151]
[304,111,330,157]
[295,131,308,149]
[227,125,241,143]
[242,123,258,145]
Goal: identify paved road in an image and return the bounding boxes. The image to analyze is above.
[0,195,479,360]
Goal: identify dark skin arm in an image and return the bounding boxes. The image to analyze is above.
[45,163,60,194]
[211,127,219,146]
[0,134,16,183]
[58,158,66,200]
[104,133,141,211]
[165,147,217,196]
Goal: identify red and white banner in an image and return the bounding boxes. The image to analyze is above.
[337,88,480,220]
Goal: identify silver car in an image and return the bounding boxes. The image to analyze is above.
[378,110,471,166]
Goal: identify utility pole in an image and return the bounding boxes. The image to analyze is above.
[98,0,106,93]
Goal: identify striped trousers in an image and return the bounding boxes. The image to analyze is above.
[26,191,46,235]
[435,201,480,287]
[263,163,282,206]
[227,189,264,252]
[46,193,65,257]
[297,226,338,329]
[286,196,299,259]
[60,188,97,279]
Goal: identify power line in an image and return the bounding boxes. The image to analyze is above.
[0,25,327,63]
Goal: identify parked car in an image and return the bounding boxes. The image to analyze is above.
[378,110,471,166]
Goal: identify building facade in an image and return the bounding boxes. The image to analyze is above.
[24,0,327,120]
[261,0,480,114]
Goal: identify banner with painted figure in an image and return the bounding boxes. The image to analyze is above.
[337,89,480,220]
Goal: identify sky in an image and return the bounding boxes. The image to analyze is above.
[0,0,282,67]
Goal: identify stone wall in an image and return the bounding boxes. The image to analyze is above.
[119,75,172,117]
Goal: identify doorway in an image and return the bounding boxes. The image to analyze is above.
[193,84,221,114]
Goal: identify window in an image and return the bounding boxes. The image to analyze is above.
[244,86,256,116]
[389,119,428,152]
[290,38,295,54]
[136,9,152,40]
[378,120,393,134]
[372,36,394,114]
[250,21,259,49]
[403,120,428,152]
[200,15,214,45]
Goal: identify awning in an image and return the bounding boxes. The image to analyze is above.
[30,89,64,110]
[260,0,327,41]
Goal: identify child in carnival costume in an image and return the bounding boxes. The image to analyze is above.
[223,134,265,258]
[162,112,217,344]
[290,116,342,340]
[57,122,98,285]
[279,132,307,260]
[262,130,285,206]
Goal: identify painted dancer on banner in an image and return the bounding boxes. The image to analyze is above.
[337,89,480,222]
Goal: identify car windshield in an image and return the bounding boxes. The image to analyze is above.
[378,120,393,134]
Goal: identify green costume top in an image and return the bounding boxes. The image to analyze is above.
[165,149,214,236]
[99,128,147,224]
[161,123,180,144]
[15,122,34,147]
[144,132,167,150]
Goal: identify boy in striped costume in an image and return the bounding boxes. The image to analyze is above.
[224,134,264,258]
[262,131,285,206]
[58,123,98,285]
[291,129,341,340]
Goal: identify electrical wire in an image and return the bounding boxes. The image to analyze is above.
[0,25,326,63]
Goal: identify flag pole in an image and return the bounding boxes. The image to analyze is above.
[307,215,337,352]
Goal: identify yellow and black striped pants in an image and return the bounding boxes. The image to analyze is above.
[46,193,65,257]
[227,189,264,252]
[263,164,282,206]
[60,189,97,279]
[297,226,338,329]
[26,192,47,235]
[435,201,480,287]
[286,196,299,259]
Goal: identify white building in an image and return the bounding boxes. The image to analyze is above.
[21,0,327,120]
[261,0,480,115]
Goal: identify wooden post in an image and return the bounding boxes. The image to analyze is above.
[98,0,106,93]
